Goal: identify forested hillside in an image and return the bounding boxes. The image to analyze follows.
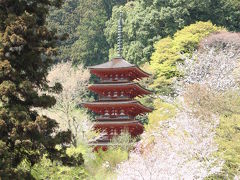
[0,0,239,179]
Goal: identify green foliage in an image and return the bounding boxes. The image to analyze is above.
[47,0,112,66]
[102,0,128,18]
[85,147,128,179]
[105,0,239,65]
[215,114,240,178]
[208,90,240,178]
[110,131,137,152]
[32,157,87,180]
[70,0,109,66]
[150,21,223,95]
[182,86,240,178]
[147,99,177,131]
[30,143,128,179]
[47,0,82,62]
[17,146,87,180]
[0,1,83,178]
[97,148,128,171]
[105,1,157,65]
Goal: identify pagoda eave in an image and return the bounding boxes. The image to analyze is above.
[94,121,144,137]
[85,56,152,150]
[88,82,152,97]
[94,120,141,125]
[82,101,153,116]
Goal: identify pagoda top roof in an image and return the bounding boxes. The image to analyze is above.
[89,57,135,69]
[88,57,151,79]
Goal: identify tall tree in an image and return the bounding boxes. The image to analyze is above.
[48,0,114,66]
[39,62,92,147]
[150,22,222,95]
[102,0,128,18]
[0,0,82,178]
[47,0,82,63]
[70,0,109,66]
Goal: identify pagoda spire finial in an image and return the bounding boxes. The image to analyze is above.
[117,11,123,57]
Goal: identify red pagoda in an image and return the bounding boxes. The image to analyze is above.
[82,12,152,149]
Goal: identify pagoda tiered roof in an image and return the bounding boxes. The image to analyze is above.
[84,56,152,150]
[88,82,152,98]
[88,57,150,80]
[82,100,153,116]
[89,57,135,69]
[84,12,154,150]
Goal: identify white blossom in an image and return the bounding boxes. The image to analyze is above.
[177,45,240,93]
[117,110,222,180]
[38,61,93,145]
[115,43,240,179]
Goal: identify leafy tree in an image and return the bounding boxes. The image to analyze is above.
[214,114,240,179]
[181,32,240,179]
[38,61,94,147]
[105,0,239,65]
[85,147,128,179]
[47,0,82,62]
[150,21,223,95]
[70,0,109,66]
[31,147,86,179]
[102,0,128,18]
[17,146,86,179]
[47,0,110,66]
[0,0,83,178]
[117,31,240,180]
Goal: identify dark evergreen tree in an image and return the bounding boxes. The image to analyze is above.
[0,0,83,178]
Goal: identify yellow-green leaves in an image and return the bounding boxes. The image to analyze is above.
[216,114,240,178]
[150,21,223,95]
[147,99,177,131]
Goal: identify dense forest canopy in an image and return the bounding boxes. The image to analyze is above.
[47,0,127,65]
[47,0,239,66]
[105,0,240,65]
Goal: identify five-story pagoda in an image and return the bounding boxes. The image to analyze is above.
[83,12,152,149]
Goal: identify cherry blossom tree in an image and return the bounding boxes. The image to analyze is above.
[116,32,240,179]
[177,46,240,93]
[38,62,92,146]
[117,110,223,180]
